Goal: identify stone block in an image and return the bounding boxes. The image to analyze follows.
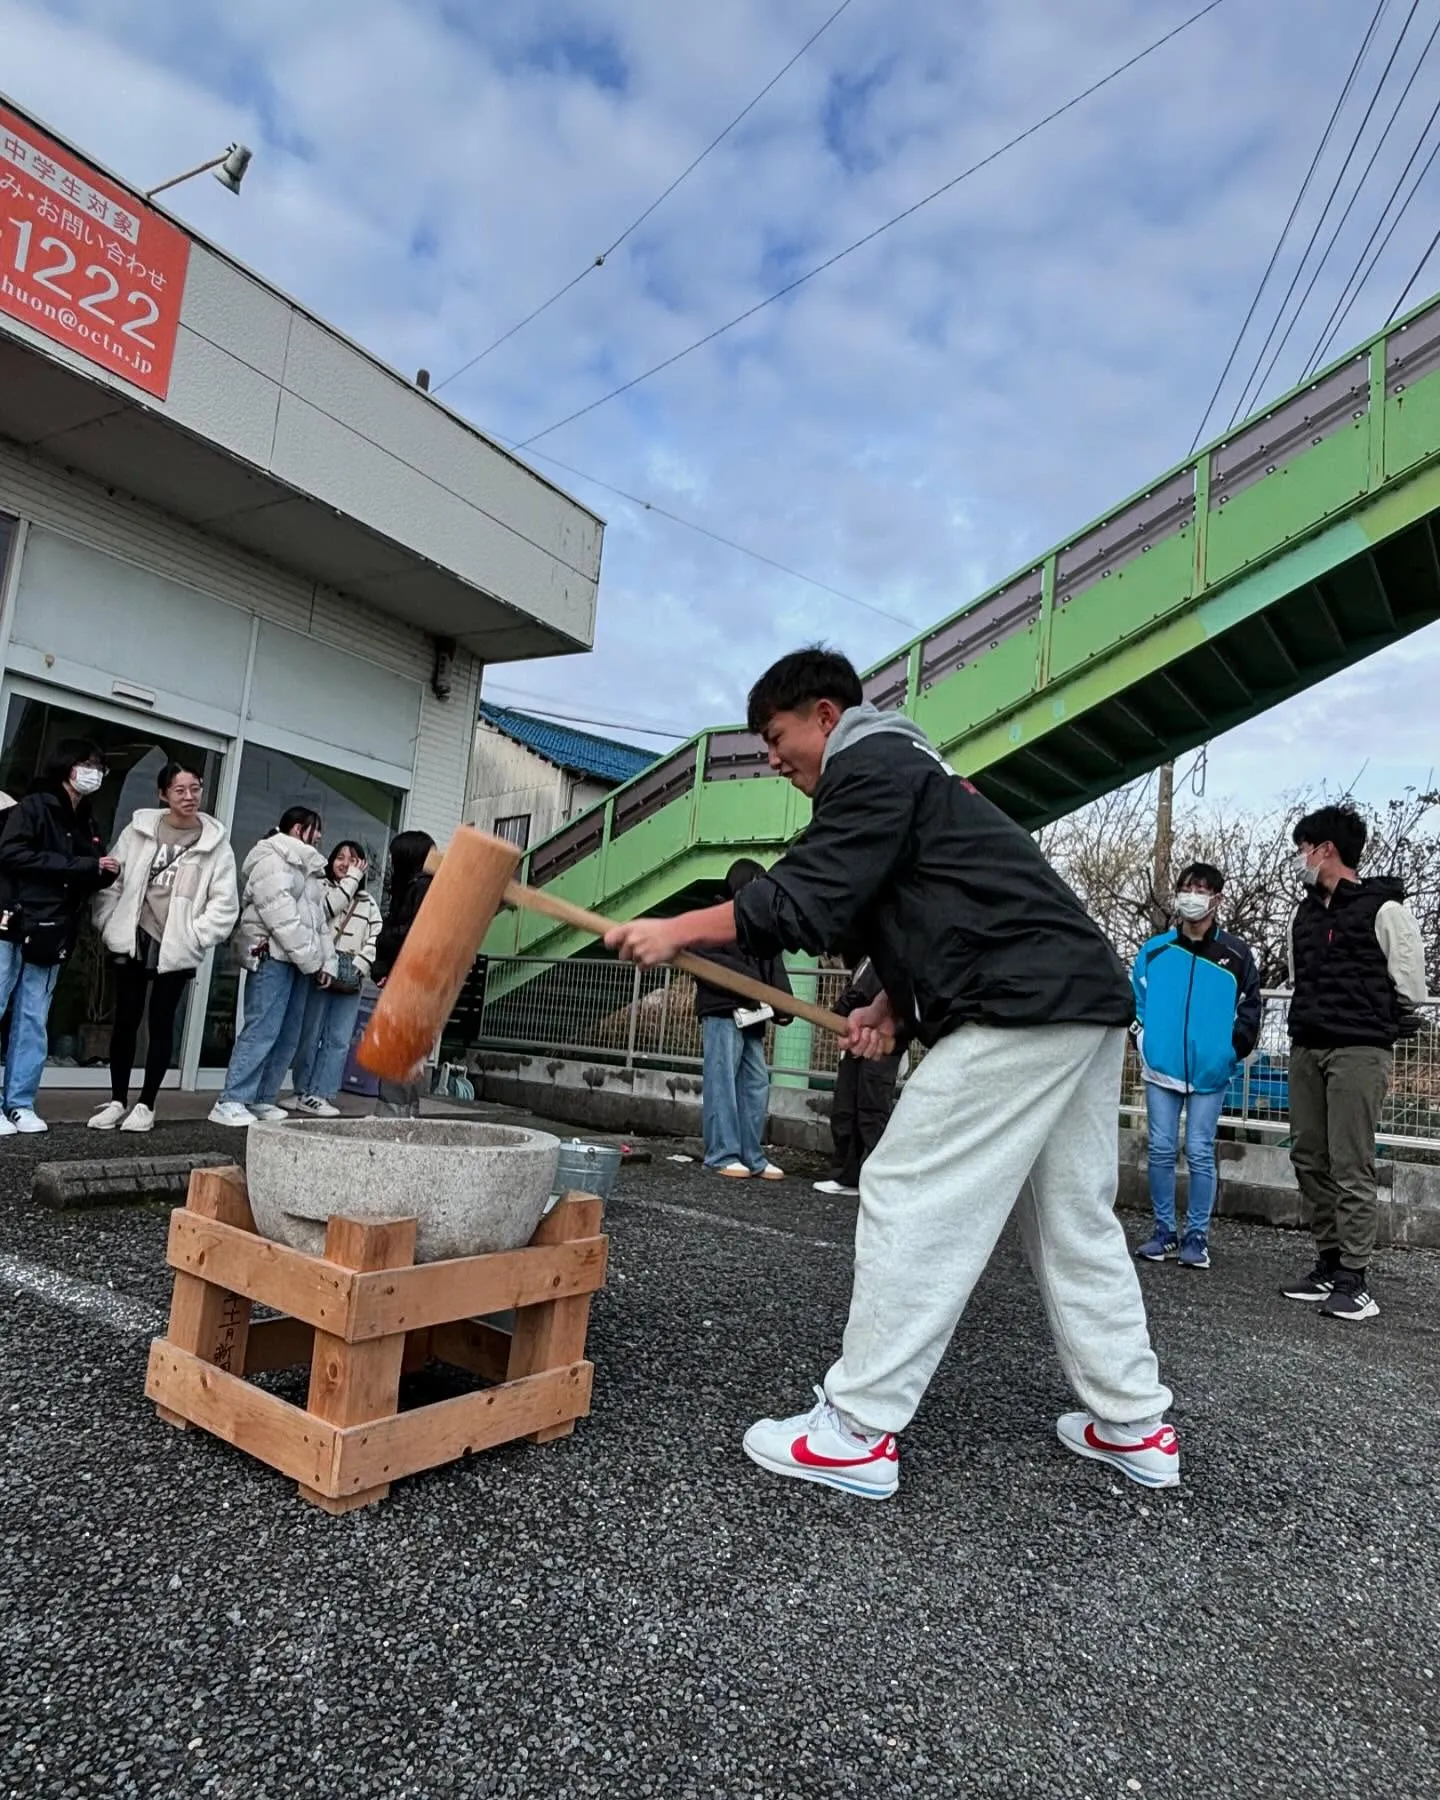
[32,1153,234,1211]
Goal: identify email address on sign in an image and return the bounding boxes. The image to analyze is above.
[1,270,154,377]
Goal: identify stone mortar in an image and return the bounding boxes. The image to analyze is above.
[246,1119,561,1263]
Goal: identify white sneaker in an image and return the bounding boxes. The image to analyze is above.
[120,1103,155,1133]
[250,1104,290,1123]
[0,1112,16,1137]
[88,1100,128,1131]
[1056,1412,1181,1490]
[759,1162,786,1181]
[294,1094,340,1118]
[742,1386,900,1500]
[208,1101,256,1128]
[813,1178,859,1196]
[7,1109,47,1134]
[714,1163,751,1179]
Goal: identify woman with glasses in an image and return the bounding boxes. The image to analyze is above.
[90,759,238,1133]
[0,739,119,1134]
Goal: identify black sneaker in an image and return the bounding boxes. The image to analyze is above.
[1281,1255,1340,1302]
[1319,1270,1379,1323]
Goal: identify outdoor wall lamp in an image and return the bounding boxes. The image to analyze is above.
[146,143,253,201]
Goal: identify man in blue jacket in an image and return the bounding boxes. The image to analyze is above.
[1131,862,1261,1269]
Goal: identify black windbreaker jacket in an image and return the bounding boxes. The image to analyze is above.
[732,708,1133,1047]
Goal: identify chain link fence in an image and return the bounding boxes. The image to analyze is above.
[465,959,1440,1150]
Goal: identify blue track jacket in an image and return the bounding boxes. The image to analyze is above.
[1131,925,1261,1095]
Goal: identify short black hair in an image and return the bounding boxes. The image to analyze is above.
[327,839,368,882]
[1176,861,1224,893]
[42,737,103,786]
[724,857,766,896]
[746,647,863,735]
[1293,803,1366,868]
[156,758,205,796]
[276,806,323,840]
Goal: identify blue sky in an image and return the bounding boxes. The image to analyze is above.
[5,0,1440,810]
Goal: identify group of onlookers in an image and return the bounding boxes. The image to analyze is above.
[0,737,435,1134]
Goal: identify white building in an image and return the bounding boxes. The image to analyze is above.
[466,702,654,849]
[0,96,603,1091]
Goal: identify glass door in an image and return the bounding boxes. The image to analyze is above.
[0,683,226,1090]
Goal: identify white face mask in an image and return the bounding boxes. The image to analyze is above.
[1173,892,1214,923]
[1292,851,1320,889]
[70,765,104,796]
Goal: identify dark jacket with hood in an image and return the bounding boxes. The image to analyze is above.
[1288,875,1426,1049]
[732,706,1134,1047]
[0,781,115,956]
[374,871,432,984]
[691,943,793,1028]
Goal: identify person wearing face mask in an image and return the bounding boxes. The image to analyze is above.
[89,760,239,1133]
[0,739,120,1133]
[1130,864,1261,1270]
[1280,804,1427,1323]
[209,807,337,1128]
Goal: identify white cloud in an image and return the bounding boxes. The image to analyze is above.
[4,0,1440,798]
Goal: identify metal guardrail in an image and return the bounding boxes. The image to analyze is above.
[466,963,1440,1150]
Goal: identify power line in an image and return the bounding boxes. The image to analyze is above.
[516,443,919,628]
[1276,5,1440,384]
[1387,217,1440,322]
[1225,0,1424,430]
[431,0,860,395]
[514,0,1234,450]
[1300,78,1440,376]
[1188,0,1391,454]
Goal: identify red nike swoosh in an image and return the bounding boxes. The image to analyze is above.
[1084,1423,1178,1457]
[790,1434,899,1470]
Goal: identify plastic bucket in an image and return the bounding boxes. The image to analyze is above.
[552,1139,623,1201]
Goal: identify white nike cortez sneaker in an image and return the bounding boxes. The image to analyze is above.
[88,1100,127,1131]
[743,1386,900,1499]
[1056,1412,1181,1489]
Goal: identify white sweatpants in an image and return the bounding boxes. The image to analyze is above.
[824,1022,1172,1435]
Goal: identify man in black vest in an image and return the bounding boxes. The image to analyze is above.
[1281,804,1427,1322]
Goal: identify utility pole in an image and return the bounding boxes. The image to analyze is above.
[1150,760,1175,934]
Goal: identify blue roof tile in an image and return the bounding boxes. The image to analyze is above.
[478,702,656,786]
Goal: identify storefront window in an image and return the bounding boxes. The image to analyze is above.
[0,693,223,1076]
[202,740,403,1068]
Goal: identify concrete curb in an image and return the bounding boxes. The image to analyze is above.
[31,1152,235,1211]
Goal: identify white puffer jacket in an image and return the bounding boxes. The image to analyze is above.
[94,809,239,975]
[235,833,337,978]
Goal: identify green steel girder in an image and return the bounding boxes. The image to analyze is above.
[484,289,1440,965]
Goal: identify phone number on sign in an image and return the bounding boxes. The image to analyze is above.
[2,214,161,377]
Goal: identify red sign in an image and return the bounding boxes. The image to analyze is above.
[0,104,191,400]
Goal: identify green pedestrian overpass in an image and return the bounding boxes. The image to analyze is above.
[482,289,1440,978]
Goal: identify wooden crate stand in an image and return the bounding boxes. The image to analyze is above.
[145,1165,608,1513]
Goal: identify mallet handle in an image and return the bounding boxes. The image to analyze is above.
[503,879,851,1036]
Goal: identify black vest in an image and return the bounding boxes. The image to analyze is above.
[1288,877,1406,1049]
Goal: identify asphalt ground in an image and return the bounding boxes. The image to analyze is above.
[1,1112,1437,1800]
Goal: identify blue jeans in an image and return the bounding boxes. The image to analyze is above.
[701,1015,771,1173]
[292,984,362,1101]
[1145,1080,1228,1237]
[220,956,310,1107]
[0,941,61,1111]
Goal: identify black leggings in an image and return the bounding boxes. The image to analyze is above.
[109,961,191,1107]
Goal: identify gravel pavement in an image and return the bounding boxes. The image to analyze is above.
[1,1113,1437,1800]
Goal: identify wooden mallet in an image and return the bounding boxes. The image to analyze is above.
[357,825,855,1084]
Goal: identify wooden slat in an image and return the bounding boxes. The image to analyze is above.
[157,1166,255,1426]
[346,1237,608,1340]
[301,1216,416,1513]
[167,1212,355,1333]
[507,1198,605,1443]
[430,1318,512,1382]
[332,1363,593,1493]
[145,1341,337,1489]
[243,1317,315,1375]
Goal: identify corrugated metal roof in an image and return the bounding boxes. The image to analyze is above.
[478,702,656,786]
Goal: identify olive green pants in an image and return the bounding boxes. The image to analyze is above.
[1288,1045,1392,1269]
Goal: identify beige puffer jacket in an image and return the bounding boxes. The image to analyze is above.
[235,833,337,977]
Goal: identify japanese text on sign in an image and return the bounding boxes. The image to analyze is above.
[0,105,191,400]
